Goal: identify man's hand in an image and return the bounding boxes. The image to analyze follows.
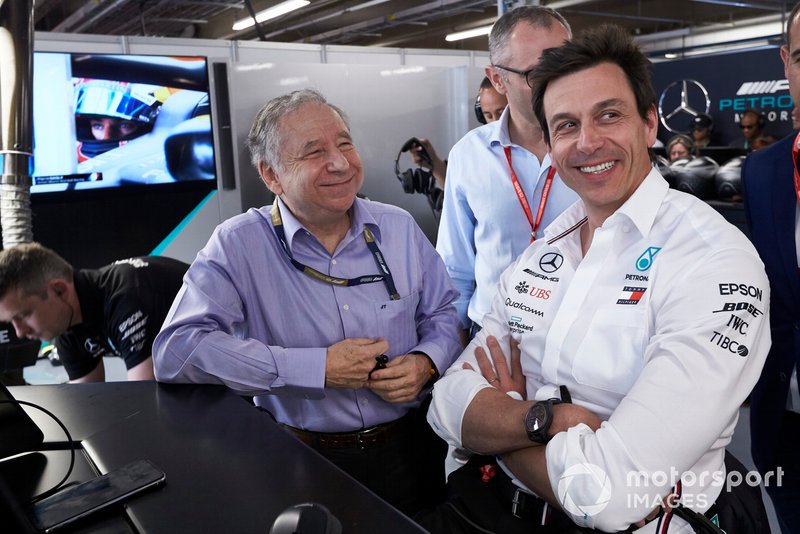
[325,337,389,389]
[368,353,433,403]
[411,138,447,188]
[464,335,525,399]
[410,138,437,169]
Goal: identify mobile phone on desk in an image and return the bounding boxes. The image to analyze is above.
[29,459,165,533]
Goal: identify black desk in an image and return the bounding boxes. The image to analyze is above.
[9,382,426,533]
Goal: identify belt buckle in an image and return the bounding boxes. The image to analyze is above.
[511,488,524,519]
[357,426,378,450]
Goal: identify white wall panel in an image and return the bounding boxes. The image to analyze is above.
[230,62,464,243]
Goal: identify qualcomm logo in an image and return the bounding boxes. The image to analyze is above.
[736,80,790,95]
[557,462,612,522]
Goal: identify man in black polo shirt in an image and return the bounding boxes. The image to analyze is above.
[0,243,187,382]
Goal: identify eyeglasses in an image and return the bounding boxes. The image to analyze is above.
[739,123,757,130]
[492,64,536,88]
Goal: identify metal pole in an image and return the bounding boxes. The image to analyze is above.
[0,0,35,248]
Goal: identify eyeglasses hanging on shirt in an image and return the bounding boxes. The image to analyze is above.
[270,202,401,300]
[503,146,556,243]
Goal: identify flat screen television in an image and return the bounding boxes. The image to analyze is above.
[32,52,217,194]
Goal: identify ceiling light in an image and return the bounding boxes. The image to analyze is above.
[446,24,493,42]
[232,0,310,31]
[348,0,391,12]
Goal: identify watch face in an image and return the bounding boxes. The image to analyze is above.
[525,403,547,434]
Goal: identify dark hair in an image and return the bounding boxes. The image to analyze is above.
[488,5,571,66]
[479,76,494,91]
[0,243,73,299]
[530,24,655,146]
[785,1,800,46]
[740,108,763,125]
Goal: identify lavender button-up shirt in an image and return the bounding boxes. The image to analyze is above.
[154,196,461,432]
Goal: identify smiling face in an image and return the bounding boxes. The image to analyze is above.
[259,102,363,229]
[544,62,657,223]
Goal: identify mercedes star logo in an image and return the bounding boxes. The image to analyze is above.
[539,252,563,273]
[658,79,711,134]
[84,338,101,354]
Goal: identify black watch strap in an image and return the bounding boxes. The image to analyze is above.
[525,398,562,444]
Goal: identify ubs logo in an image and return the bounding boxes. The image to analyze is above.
[658,79,711,134]
[539,252,563,274]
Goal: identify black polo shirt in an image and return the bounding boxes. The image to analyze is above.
[55,256,188,380]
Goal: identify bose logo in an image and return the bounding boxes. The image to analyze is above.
[736,80,789,95]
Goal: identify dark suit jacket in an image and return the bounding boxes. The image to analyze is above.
[741,132,800,473]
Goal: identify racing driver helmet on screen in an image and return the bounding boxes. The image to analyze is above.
[74,79,163,161]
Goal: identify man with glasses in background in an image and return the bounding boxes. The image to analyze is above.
[730,108,764,153]
[436,6,578,346]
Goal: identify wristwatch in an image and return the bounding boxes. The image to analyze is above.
[524,398,561,444]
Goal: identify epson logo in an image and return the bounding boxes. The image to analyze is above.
[736,80,790,95]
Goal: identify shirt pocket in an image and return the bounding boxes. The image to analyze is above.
[572,307,647,395]
[374,291,420,355]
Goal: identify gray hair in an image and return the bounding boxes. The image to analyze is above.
[246,88,350,172]
[488,6,572,66]
[0,243,73,299]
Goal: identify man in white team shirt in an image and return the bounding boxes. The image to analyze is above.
[426,25,771,534]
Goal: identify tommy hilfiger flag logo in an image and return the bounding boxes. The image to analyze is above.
[616,286,646,305]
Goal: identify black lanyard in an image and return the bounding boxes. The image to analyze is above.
[270,202,400,300]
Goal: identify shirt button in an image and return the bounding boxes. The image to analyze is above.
[622,225,630,233]
[360,397,368,405]
[332,259,337,265]
[343,304,350,311]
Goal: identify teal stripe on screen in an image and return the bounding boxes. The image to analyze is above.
[151,190,217,256]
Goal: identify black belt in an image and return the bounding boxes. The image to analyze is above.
[491,461,550,524]
[493,460,723,532]
[281,414,412,450]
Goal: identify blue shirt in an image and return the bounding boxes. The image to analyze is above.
[436,107,579,328]
[153,197,461,432]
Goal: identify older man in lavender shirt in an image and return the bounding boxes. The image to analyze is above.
[153,89,461,515]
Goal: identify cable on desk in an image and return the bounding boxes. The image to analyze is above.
[0,399,76,503]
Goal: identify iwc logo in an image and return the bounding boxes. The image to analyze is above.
[658,79,711,134]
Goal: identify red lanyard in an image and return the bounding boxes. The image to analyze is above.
[792,132,800,205]
[503,146,557,243]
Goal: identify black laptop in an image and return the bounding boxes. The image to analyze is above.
[0,383,45,532]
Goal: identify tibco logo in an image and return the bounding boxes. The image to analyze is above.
[736,80,789,95]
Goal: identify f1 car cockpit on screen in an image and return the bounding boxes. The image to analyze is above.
[31,53,217,193]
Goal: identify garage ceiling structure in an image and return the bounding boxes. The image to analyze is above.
[32,0,796,53]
